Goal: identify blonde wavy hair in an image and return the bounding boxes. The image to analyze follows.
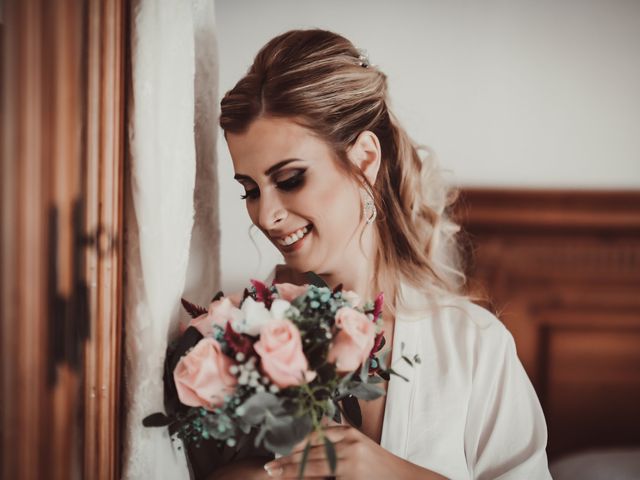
[220,29,467,315]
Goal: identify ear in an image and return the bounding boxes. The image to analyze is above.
[346,130,382,187]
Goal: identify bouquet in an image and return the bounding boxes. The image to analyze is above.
[143,272,418,478]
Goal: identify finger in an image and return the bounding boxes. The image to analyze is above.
[323,417,343,427]
[278,444,346,466]
[270,458,343,479]
[290,425,350,453]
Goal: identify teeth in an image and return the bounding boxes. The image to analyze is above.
[277,225,310,246]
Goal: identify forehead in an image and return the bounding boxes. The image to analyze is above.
[227,117,334,174]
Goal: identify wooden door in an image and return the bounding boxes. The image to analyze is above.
[1,0,126,478]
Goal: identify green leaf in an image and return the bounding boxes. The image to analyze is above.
[261,411,313,455]
[341,395,362,427]
[298,441,311,480]
[323,435,337,475]
[142,412,172,427]
[402,355,413,367]
[238,392,284,424]
[388,368,409,382]
[304,271,329,288]
[413,354,422,364]
[345,382,385,401]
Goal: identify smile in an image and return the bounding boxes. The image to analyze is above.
[277,224,312,247]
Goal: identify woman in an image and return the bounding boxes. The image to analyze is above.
[207,29,551,479]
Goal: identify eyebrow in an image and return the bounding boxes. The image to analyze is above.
[233,158,302,181]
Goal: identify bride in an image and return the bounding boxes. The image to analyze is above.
[203,28,551,479]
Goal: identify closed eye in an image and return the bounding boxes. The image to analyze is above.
[240,189,259,200]
[240,169,306,200]
[277,171,305,191]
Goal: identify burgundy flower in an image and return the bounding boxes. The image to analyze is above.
[373,291,384,321]
[250,278,274,308]
[223,322,254,357]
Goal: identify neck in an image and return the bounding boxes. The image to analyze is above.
[316,223,394,308]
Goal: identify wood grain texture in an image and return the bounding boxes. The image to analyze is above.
[1,0,126,478]
[455,188,640,460]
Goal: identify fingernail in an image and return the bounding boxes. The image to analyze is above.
[264,463,283,477]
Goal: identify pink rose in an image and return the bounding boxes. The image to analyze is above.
[173,337,237,410]
[328,307,376,373]
[274,282,309,302]
[254,318,316,388]
[189,297,243,337]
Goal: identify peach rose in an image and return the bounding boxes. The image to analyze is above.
[173,337,237,410]
[274,282,309,302]
[254,318,316,388]
[189,297,243,337]
[328,307,376,373]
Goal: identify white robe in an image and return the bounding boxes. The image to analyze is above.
[380,280,552,479]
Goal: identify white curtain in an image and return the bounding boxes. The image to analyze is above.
[123,1,219,478]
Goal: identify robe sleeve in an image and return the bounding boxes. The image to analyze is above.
[464,322,552,480]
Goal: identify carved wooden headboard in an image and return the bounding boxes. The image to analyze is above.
[455,188,640,461]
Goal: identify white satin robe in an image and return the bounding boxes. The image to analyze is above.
[379,281,552,479]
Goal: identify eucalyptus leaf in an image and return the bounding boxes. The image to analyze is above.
[341,395,362,427]
[323,436,337,475]
[261,411,313,456]
[388,367,409,382]
[238,392,284,425]
[337,371,355,389]
[344,382,385,401]
[298,441,312,480]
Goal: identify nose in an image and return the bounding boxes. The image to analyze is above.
[257,188,287,230]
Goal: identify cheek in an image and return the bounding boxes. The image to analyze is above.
[310,174,359,219]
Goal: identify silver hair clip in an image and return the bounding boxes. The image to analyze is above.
[356,48,370,68]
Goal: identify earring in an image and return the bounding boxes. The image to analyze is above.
[363,190,377,224]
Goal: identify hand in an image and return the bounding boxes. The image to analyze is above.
[208,456,273,480]
[262,422,447,479]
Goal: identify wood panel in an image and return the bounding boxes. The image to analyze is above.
[1,1,126,479]
[456,188,640,460]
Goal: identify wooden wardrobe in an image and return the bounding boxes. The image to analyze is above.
[456,188,640,461]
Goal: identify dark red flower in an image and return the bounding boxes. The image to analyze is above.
[223,322,254,357]
[250,279,274,308]
[373,292,384,321]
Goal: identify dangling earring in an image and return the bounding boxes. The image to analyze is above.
[363,190,377,224]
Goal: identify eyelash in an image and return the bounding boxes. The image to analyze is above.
[240,171,306,200]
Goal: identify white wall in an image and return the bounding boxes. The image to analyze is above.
[215,0,640,292]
